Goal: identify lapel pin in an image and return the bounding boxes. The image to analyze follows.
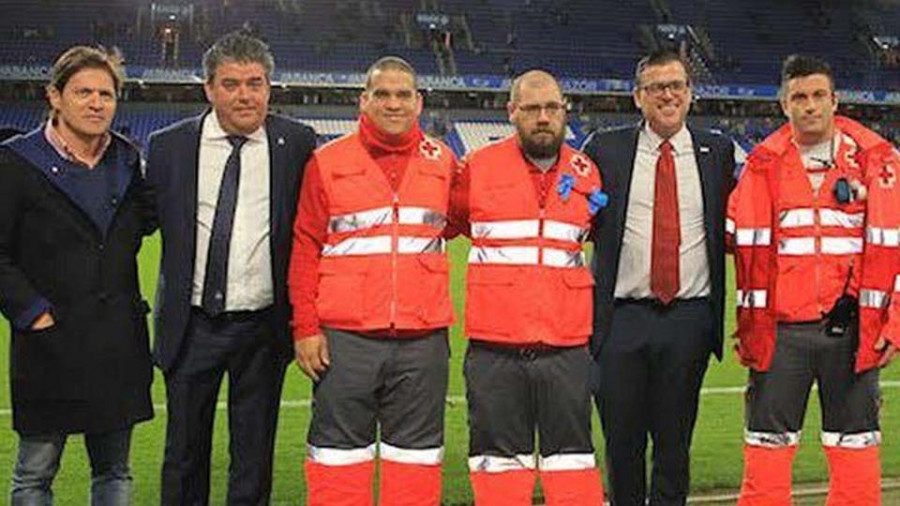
[51,166,59,174]
[699,146,710,154]
[277,137,285,146]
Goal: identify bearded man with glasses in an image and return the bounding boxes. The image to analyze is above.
[448,69,607,505]
[582,50,736,506]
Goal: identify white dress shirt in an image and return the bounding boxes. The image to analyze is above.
[615,123,711,299]
[191,111,274,311]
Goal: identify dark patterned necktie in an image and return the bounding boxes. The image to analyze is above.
[201,135,247,316]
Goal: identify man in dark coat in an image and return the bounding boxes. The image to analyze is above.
[583,50,735,506]
[145,31,316,505]
[0,46,154,504]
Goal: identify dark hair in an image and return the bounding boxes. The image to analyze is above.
[203,30,275,82]
[364,56,417,90]
[634,49,690,86]
[47,45,125,95]
[780,54,834,91]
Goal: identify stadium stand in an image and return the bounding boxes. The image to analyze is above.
[1,0,898,87]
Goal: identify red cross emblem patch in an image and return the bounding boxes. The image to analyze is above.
[571,153,591,178]
[879,163,896,189]
[419,138,441,160]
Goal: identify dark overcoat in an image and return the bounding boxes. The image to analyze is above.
[0,129,154,435]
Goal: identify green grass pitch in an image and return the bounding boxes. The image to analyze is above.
[0,234,897,504]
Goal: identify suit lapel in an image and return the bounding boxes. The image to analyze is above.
[614,126,641,249]
[182,113,206,265]
[266,117,288,251]
[690,129,715,235]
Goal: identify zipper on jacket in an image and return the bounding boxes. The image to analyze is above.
[813,193,823,315]
[538,207,545,265]
[390,192,400,333]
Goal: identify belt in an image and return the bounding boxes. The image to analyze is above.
[614,296,708,308]
[469,339,573,360]
[191,305,272,323]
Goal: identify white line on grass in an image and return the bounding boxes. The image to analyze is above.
[0,381,898,416]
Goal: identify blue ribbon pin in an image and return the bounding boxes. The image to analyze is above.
[557,173,575,202]
[588,188,609,215]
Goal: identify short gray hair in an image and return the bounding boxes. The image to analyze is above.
[203,31,274,82]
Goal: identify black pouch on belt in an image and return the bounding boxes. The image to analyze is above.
[825,294,859,338]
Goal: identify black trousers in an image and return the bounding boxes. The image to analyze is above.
[593,299,713,506]
[307,328,449,455]
[161,308,289,506]
[745,321,880,446]
[465,341,596,466]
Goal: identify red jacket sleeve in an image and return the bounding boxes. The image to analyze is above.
[288,156,330,341]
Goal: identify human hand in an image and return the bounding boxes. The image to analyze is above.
[30,312,55,331]
[294,333,330,381]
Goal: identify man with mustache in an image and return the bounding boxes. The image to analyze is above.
[729,54,900,505]
[146,31,316,504]
[289,56,456,505]
[583,50,736,506]
[449,69,606,505]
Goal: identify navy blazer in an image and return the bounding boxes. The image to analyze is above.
[145,112,316,372]
[582,124,736,360]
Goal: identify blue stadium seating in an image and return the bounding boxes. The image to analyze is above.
[0,0,897,88]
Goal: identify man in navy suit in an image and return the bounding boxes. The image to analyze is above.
[145,31,316,505]
[583,50,736,506]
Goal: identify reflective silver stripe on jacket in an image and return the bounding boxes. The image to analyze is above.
[778,208,864,229]
[543,220,589,242]
[471,220,587,242]
[328,207,393,234]
[737,289,767,308]
[398,207,447,228]
[779,208,815,228]
[819,209,864,228]
[735,228,772,246]
[468,246,583,267]
[323,236,444,256]
[329,206,446,233]
[859,289,888,309]
[777,237,862,256]
[472,220,540,240]
[867,226,900,247]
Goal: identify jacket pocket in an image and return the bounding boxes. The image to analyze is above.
[315,261,366,326]
[414,254,453,325]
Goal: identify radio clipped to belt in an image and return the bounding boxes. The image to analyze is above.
[825,262,858,338]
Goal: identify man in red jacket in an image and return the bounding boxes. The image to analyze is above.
[449,69,606,505]
[288,56,457,506]
[728,55,900,505]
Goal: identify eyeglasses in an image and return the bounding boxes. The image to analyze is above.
[516,101,568,117]
[639,80,690,96]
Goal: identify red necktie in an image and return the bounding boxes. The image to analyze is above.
[651,140,680,304]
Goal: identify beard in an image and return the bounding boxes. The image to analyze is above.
[517,125,565,159]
